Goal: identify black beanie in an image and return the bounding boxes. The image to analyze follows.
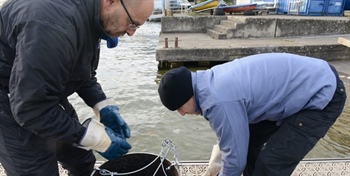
[158,66,193,111]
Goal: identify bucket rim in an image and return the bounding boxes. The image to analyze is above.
[93,152,180,176]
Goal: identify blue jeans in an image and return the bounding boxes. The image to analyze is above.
[244,64,347,176]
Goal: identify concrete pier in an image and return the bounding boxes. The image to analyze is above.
[156,15,350,69]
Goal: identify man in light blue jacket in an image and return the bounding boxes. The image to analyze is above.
[158,53,347,176]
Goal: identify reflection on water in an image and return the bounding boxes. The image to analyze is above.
[69,22,350,161]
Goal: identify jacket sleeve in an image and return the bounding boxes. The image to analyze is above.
[77,75,107,108]
[207,101,250,176]
[75,39,106,107]
[9,20,85,143]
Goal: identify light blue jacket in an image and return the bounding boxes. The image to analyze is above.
[192,53,336,176]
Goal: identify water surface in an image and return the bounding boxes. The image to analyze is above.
[1,0,347,161]
[69,21,350,161]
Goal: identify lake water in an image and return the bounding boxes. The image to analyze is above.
[1,1,349,162]
[72,21,350,162]
[68,21,219,161]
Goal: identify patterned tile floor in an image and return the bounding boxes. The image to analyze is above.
[1,158,349,175]
[178,159,350,176]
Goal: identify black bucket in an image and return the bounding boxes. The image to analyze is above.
[92,153,179,176]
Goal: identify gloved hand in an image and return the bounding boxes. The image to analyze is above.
[79,118,132,160]
[93,98,130,139]
[100,34,118,48]
[203,144,222,176]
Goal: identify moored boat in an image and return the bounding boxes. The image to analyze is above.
[189,0,218,12]
[221,3,257,14]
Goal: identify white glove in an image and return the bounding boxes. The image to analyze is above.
[93,98,116,119]
[78,118,132,160]
[203,144,222,176]
[79,118,111,152]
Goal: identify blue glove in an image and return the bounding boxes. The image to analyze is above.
[93,98,131,139]
[100,105,131,139]
[100,34,118,48]
[98,127,132,160]
[78,118,132,161]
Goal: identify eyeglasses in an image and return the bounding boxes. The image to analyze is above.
[120,0,139,31]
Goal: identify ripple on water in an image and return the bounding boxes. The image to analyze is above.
[69,22,350,161]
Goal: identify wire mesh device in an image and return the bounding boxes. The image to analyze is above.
[91,139,181,176]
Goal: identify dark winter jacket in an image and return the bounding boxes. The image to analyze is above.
[0,0,108,143]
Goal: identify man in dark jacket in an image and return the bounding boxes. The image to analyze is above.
[0,0,154,175]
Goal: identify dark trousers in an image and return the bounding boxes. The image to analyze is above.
[243,65,347,176]
[0,89,96,176]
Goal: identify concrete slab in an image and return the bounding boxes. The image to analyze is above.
[156,33,350,67]
[157,33,350,49]
[156,15,350,69]
[330,60,350,76]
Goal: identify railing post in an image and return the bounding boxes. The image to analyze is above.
[174,37,178,48]
[164,38,168,48]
